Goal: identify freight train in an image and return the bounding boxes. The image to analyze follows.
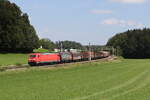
[28,51,110,66]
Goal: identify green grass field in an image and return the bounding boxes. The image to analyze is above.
[0,53,28,66]
[0,59,150,100]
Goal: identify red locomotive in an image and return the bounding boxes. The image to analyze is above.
[28,53,61,66]
[28,51,110,66]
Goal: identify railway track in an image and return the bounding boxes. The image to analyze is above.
[2,56,115,72]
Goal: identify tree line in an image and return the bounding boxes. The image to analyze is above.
[39,39,83,51]
[107,28,150,58]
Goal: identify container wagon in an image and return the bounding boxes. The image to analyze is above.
[71,52,82,61]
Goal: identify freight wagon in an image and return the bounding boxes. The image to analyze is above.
[71,52,82,61]
[100,51,110,58]
[81,51,95,60]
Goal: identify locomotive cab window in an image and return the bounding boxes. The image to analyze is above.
[30,55,36,58]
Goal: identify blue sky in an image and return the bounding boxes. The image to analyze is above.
[10,0,150,45]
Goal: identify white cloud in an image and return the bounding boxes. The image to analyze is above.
[102,18,144,28]
[111,0,146,3]
[90,10,113,14]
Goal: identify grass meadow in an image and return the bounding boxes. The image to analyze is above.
[0,53,28,66]
[0,59,150,100]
